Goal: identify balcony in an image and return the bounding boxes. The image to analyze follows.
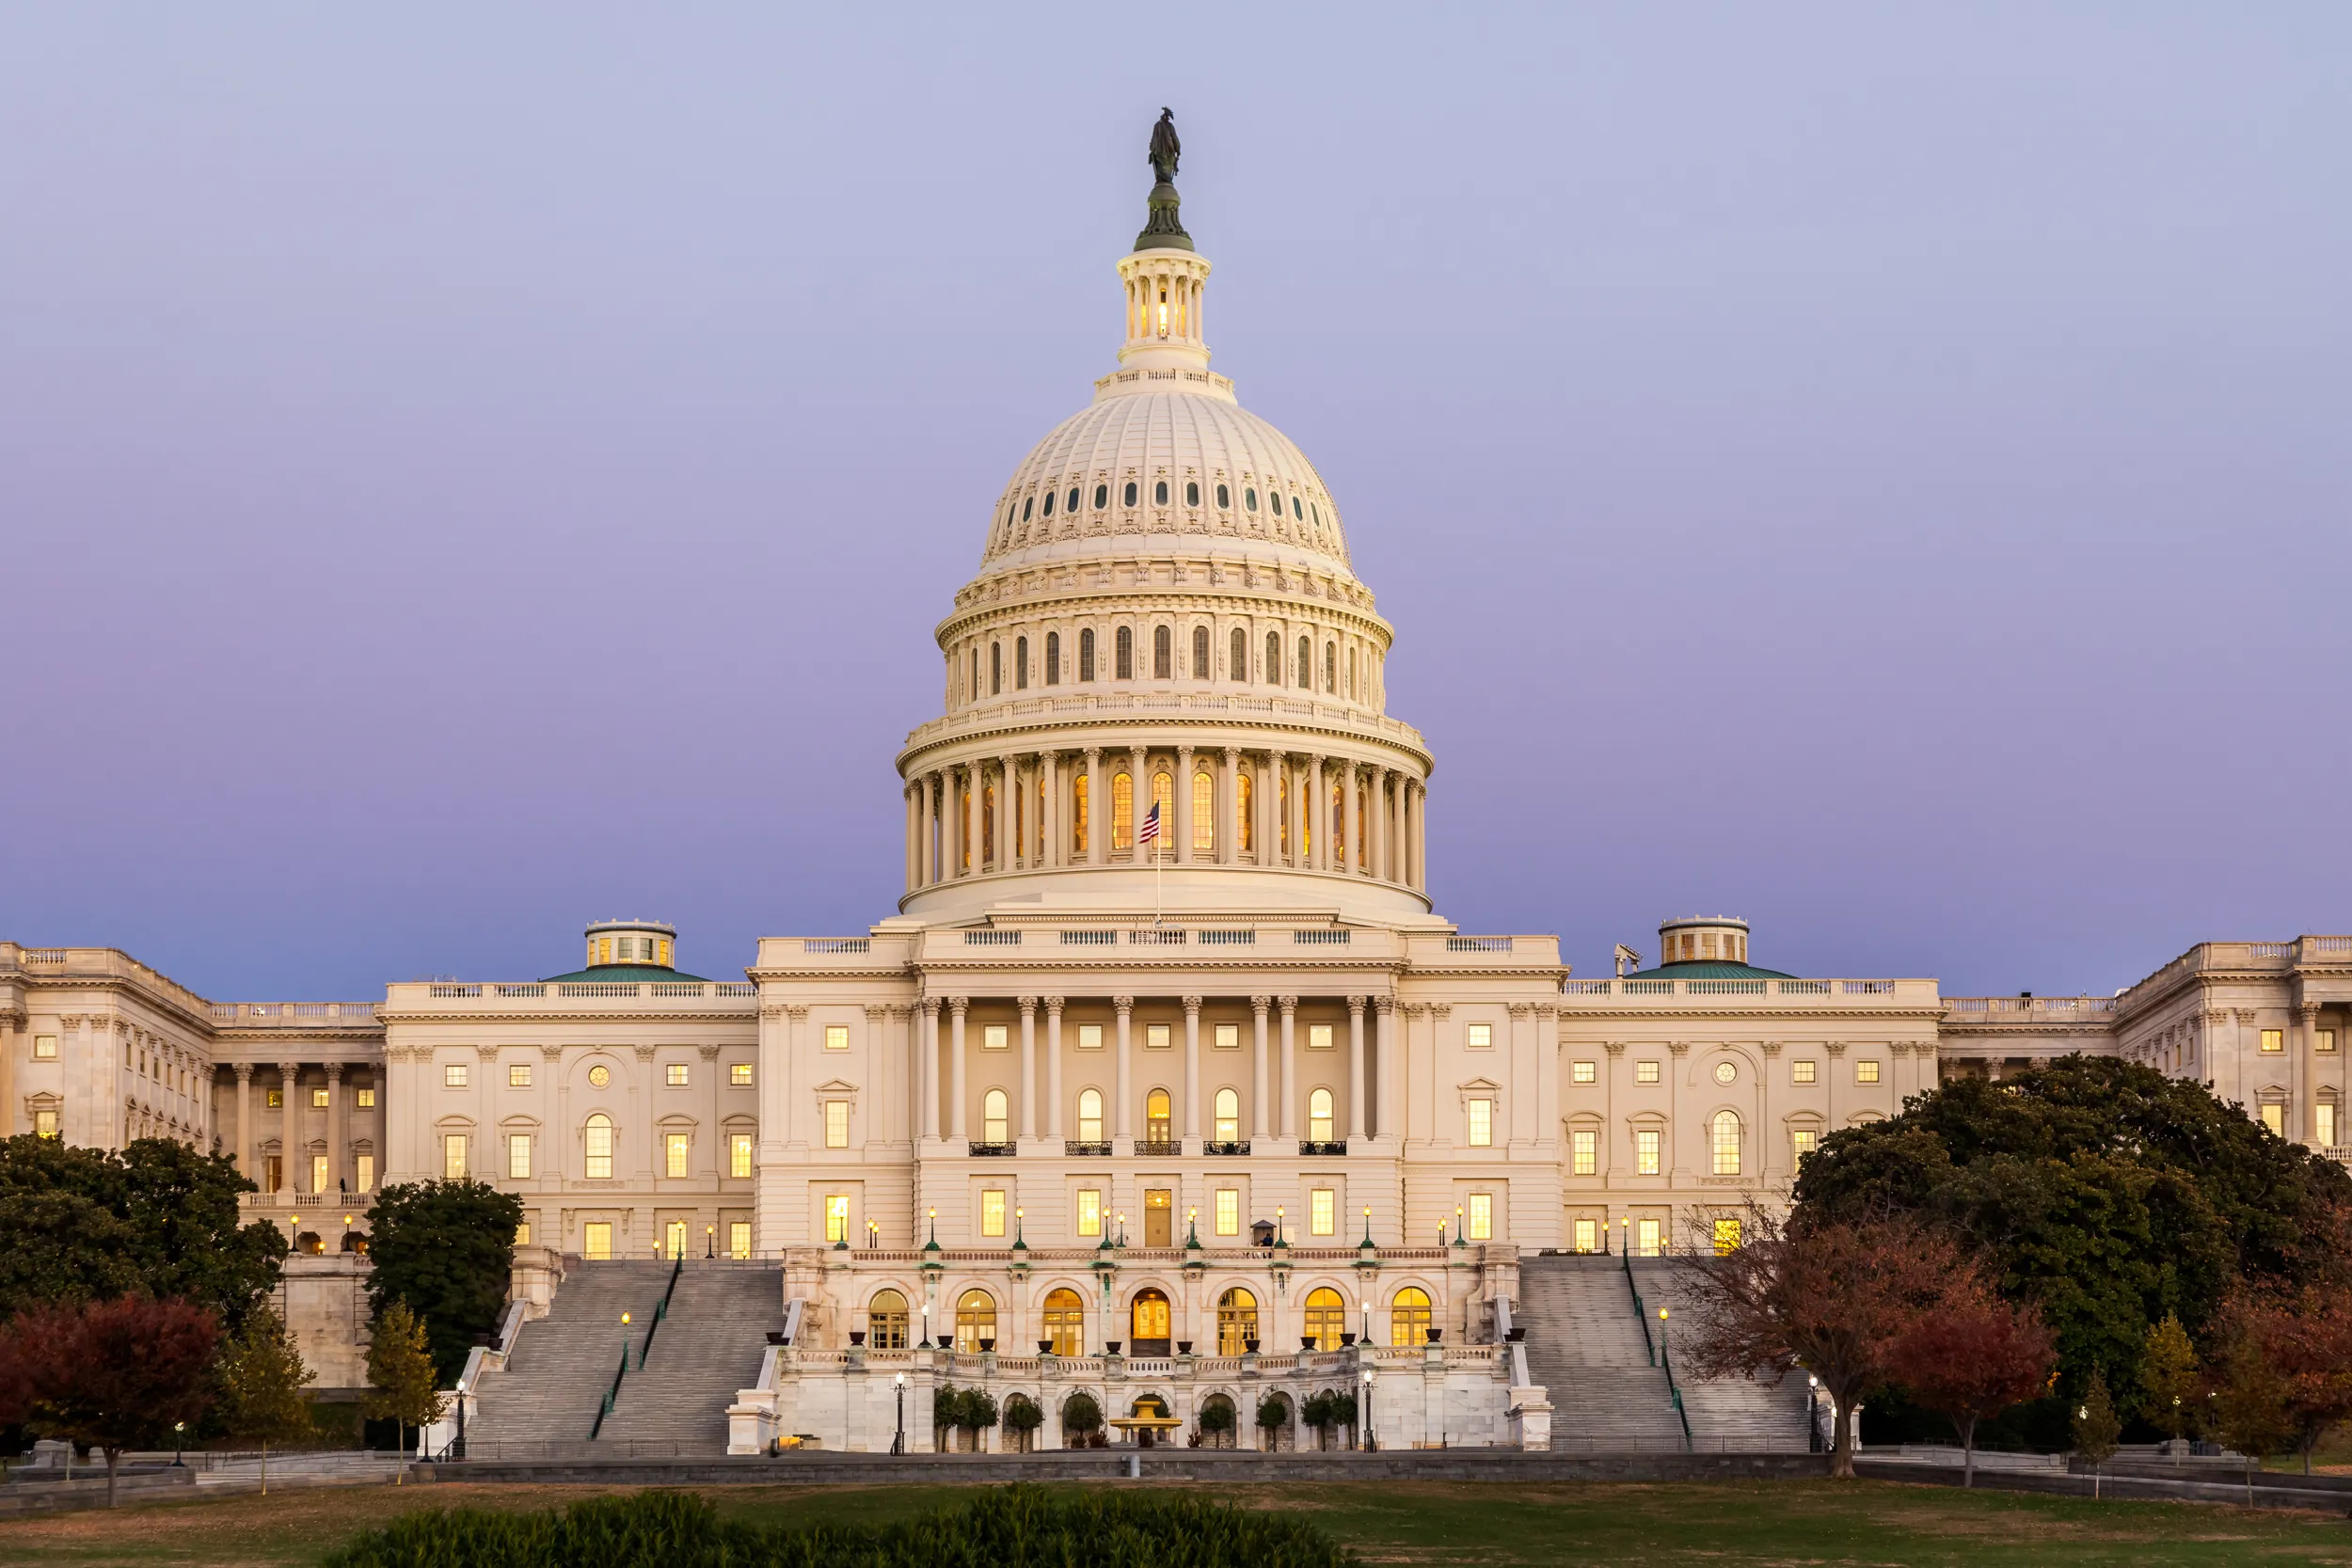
[1204,1140,1251,1156]
[966,1141,1017,1157]
[1299,1140,1347,1156]
[1132,1138,1182,1158]
[1063,1140,1112,1157]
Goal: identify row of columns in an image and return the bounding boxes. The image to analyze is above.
[903,748,1426,894]
[226,1061,363,1195]
[911,994,1397,1148]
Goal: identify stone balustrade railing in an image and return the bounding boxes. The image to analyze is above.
[210,1001,382,1026]
[901,690,1428,755]
[1562,976,1939,1005]
[382,980,757,1005]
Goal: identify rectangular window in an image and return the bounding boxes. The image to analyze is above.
[1572,1129,1597,1175]
[1078,1024,1104,1051]
[357,1153,374,1191]
[1077,1188,1103,1237]
[1637,1217,1661,1257]
[1216,1188,1239,1236]
[980,1189,1006,1237]
[1855,1060,1881,1085]
[583,1222,612,1260]
[1467,1022,1493,1051]
[1713,1218,1743,1256]
[658,1132,688,1178]
[310,1087,330,1108]
[1572,1060,1597,1085]
[2318,1031,2339,1055]
[515,1222,532,1246]
[1308,1024,1335,1051]
[1146,1023,1170,1051]
[442,1133,467,1180]
[1574,1216,1597,1253]
[444,1064,469,1088]
[33,1035,57,1060]
[264,1155,282,1192]
[2262,1103,2285,1136]
[731,1132,753,1178]
[826,1024,850,1051]
[667,1064,691,1086]
[1636,1129,1661,1176]
[2318,1103,2338,1147]
[729,1221,752,1259]
[1214,1023,1240,1051]
[1635,1060,1660,1085]
[357,1087,376,1108]
[983,1025,1009,1051]
[1468,1193,1493,1241]
[311,1154,329,1193]
[2261,1029,2284,1053]
[1311,1188,1336,1236]
[1468,1098,1493,1147]
[1792,1130,1818,1165]
[508,1064,531,1087]
[1792,1060,1818,1085]
[507,1132,532,1179]
[825,1100,850,1148]
[266,1089,284,1108]
[731,1062,755,1085]
[827,1195,850,1243]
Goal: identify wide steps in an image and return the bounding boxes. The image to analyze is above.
[469,1262,677,1449]
[1515,1256,1683,1448]
[599,1267,784,1451]
[1630,1261,1813,1449]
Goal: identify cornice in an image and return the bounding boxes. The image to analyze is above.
[373,1006,757,1027]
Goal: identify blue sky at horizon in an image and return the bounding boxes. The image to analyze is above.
[3,7,2347,1000]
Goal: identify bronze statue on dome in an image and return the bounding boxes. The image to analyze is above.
[1149,108,1181,184]
[1136,108,1193,251]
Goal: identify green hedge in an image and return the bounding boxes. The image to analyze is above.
[326,1484,1352,1568]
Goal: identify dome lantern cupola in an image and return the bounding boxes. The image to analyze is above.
[583,919,675,971]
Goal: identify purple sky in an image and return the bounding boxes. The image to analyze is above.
[4,8,2347,1001]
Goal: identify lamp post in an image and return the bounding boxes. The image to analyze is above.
[706,1224,715,1259]
[1807,1375,1820,1452]
[921,1300,931,1348]
[171,1420,185,1468]
[1657,1307,1669,1364]
[453,1376,468,1461]
[1360,1367,1375,1452]
[893,1371,907,1454]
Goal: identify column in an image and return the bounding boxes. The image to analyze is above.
[948,999,969,1140]
[1219,748,1240,866]
[904,785,918,892]
[1265,751,1284,866]
[1411,782,1427,891]
[1367,768,1387,881]
[325,1063,345,1195]
[1086,748,1106,865]
[1128,745,1148,863]
[963,766,981,877]
[918,774,936,885]
[1040,751,1058,868]
[1183,995,1202,1143]
[919,1000,941,1140]
[784,1007,808,1148]
[1279,997,1298,1138]
[1391,773,1407,882]
[1251,996,1272,1140]
[234,1065,254,1179]
[0,1017,13,1139]
[1018,995,1038,1140]
[1045,997,1066,1139]
[1375,998,1397,1142]
[998,754,1017,871]
[1175,745,1196,864]
[1308,755,1327,870]
[1115,996,1135,1139]
[1347,997,1367,1138]
[1667,1041,1691,1180]
[278,1061,300,1192]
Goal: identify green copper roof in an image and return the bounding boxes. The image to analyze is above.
[1622,960,1797,980]
[539,962,711,984]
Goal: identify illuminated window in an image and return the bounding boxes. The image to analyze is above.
[1389,1287,1432,1346]
[2261,1029,2284,1053]
[508,1064,532,1088]
[356,1153,374,1190]
[827,1194,850,1243]
[1468,1022,1493,1050]
[2317,1031,2337,1054]
[665,1132,690,1178]
[1714,1062,1738,1085]
[1302,1286,1347,1350]
[1215,1023,1239,1052]
[1635,1060,1660,1085]
[1216,1287,1257,1354]
[507,1132,532,1180]
[1145,1088,1172,1142]
[731,1063,754,1086]
[825,1101,850,1148]
[1572,1060,1597,1085]
[826,1024,850,1051]
[1572,1129,1597,1175]
[1193,770,1214,850]
[1309,1087,1335,1143]
[588,1064,610,1088]
[2262,1103,2285,1136]
[980,1189,1006,1237]
[1713,1218,1743,1255]
[1468,1098,1493,1147]
[514,1222,531,1246]
[1239,769,1254,852]
[1468,1194,1492,1241]
[1152,770,1173,847]
[1793,1060,1817,1085]
[1311,1187,1336,1236]
[1636,1129,1661,1176]
[1077,1188,1103,1237]
[1115,626,1134,679]
[34,1107,58,1138]
[1113,772,1134,848]
[1214,1087,1240,1143]
[32,1035,56,1060]
[444,1064,469,1088]
[1044,1288,1086,1354]
[729,1221,752,1259]
[1079,627,1096,682]
[1711,1110,1742,1175]
[310,1087,330,1108]
[981,1024,1008,1053]
[1215,1187,1239,1235]
[1792,1128,1819,1164]
[1637,1217,1661,1257]
[1855,1060,1881,1085]
[582,1222,612,1260]
[442,1133,467,1180]
[584,1113,613,1180]
[731,1132,754,1177]
[1308,1023,1334,1051]
[1078,1024,1103,1051]
[664,1219,688,1259]
[1077,1088,1104,1142]
[311,1155,328,1193]
[983,1088,1009,1144]
[2318,1103,2337,1146]
[266,1089,283,1109]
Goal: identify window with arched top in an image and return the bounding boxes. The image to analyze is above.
[1185,480,1200,507]
[867,1289,910,1350]
[1266,630,1281,687]
[1216,482,1231,509]
[1309,1087,1335,1143]
[1112,772,1133,848]
[1078,627,1096,682]
[1217,1286,1259,1354]
[1324,643,1337,693]
[1214,1087,1240,1143]
[1231,626,1248,682]
[1153,478,1168,506]
[1042,1287,1086,1355]
[1711,1109,1742,1175]
[1130,1288,1172,1351]
[1094,483,1108,510]
[1151,770,1173,847]
[1296,636,1311,689]
[1245,486,1259,512]
[983,1088,1009,1145]
[1122,480,1138,507]
[1389,1286,1432,1347]
[1146,1088,1172,1142]
[1014,635,1028,690]
[955,1288,997,1353]
[1293,495,1304,520]
[1192,770,1214,852]
[1044,630,1060,686]
[583,1113,613,1180]
[1238,768,1253,853]
[1115,626,1134,679]
[1066,485,1079,515]
[981,784,995,865]
[1021,496,1032,522]
[1191,625,1209,678]
[1303,1287,1347,1351]
[1152,625,1172,679]
[1077,1087,1104,1143]
[1041,488,1055,517]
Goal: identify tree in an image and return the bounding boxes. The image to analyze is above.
[215,1304,315,1495]
[1300,1390,1334,1449]
[2072,1369,2122,1498]
[1889,1280,2057,1488]
[957,1386,1001,1450]
[1256,1392,1289,1449]
[1001,1395,1042,1451]
[364,1180,522,1383]
[2217,1283,2352,1474]
[0,1295,220,1507]
[1680,1205,1972,1478]
[2138,1313,2200,1445]
[1061,1390,1104,1448]
[360,1299,444,1476]
[1197,1397,1236,1449]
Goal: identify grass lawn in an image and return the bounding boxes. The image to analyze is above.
[1,1478,2347,1566]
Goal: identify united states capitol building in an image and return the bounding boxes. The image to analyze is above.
[5,126,2346,1456]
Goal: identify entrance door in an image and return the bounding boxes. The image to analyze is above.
[1144,1188,1173,1247]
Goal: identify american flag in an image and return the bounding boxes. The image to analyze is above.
[1136,800,1162,847]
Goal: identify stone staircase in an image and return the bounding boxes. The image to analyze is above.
[598,1266,784,1450]
[1513,1255,1686,1448]
[1631,1260,1813,1450]
[467,1261,678,1449]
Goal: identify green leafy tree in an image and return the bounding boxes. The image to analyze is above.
[0,1135,284,1326]
[2072,1369,2122,1497]
[1001,1395,1042,1450]
[1060,1390,1104,1448]
[215,1304,315,1495]
[1197,1397,1237,1448]
[2139,1313,2200,1442]
[957,1386,1001,1449]
[0,1295,220,1508]
[360,1300,445,1476]
[363,1180,522,1383]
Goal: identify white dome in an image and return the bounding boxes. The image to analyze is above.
[980,389,1355,579]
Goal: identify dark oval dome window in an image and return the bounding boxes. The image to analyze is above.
[1154,479,1169,505]
[1067,487,1080,514]
[1311,502,1322,527]
[1185,481,1200,507]
[1244,487,1258,512]
[1094,483,1109,510]
[1216,483,1231,509]
[1041,490,1055,516]
[1123,481,1138,507]
[1022,497,1033,521]
[1293,496,1304,520]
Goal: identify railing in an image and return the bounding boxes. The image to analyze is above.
[965,930,1023,946]
[1944,995,2121,1017]
[1299,1140,1347,1156]
[209,1001,381,1024]
[1133,1138,1182,1157]
[1205,1140,1251,1156]
[1130,929,1187,945]
[1565,976,1933,1002]
[633,1255,684,1371]
[900,690,1428,753]
[803,938,871,955]
[1060,931,1120,946]
[395,981,756,1003]
[1198,930,1255,946]
[1063,1140,1112,1156]
[967,1141,1017,1157]
[590,1347,628,1439]
[1294,930,1351,945]
[1446,937,1512,953]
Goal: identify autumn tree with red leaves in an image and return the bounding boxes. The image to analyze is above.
[1889,1279,2057,1487]
[0,1295,220,1506]
[2217,1282,2352,1474]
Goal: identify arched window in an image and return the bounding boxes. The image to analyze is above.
[1094,483,1108,510]
[1345,646,1355,700]
[867,1289,910,1350]
[955,1288,997,1354]
[1078,627,1096,682]
[1309,1087,1335,1143]
[1389,1286,1432,1347]
[1324,642,1337,692]
[1711,1109,1742,1176]
[1238,769,1253,853]
[1293,495,1304,520]
[1192,770,1214,852]
[1021,496,1032,521]
[1041,487,1054,517]
[1130,1289,1172,1352]
[1191,625,1209,678]
[960,786,972,869]
[1330,781,1344,856]
[1122,480,1138,507]
[1216,482,1231,509]
[1077,1087,1104,1143]
[1112,772,1133,848]
[1214,1087,1240,1143]
[584,1113,613,1180]
[1266,630,1281,686]
[1296,636,1311,689]
[981,784,995,865]
[1066,485,1080,515]
[969,648,979,701]
[983,1087,1009,1145]
[1231,626,1248,682]
[1042,1287,1086,1355]
[1152,625,1172,679]
[1245,486,1259,512]
[1115,626,1134,679]
[1146,1088,1172,1143]
[1151,771,1173,850]
[1185,480,1200,506]
[1217,1286,1259,1355]
[1073,773,1089,854]
[1153,479,1168,505]
[1303,1287,1347,1351]
[1044,630,1060,686]
[1015,635,1029,690]
[990,641,1001,696]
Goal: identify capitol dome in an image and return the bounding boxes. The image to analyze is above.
[892,124,1432,926]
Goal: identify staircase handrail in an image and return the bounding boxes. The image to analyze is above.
[589,1346,628,1439]
[633,1255,686,1371]
[1657,1317,1694,1450]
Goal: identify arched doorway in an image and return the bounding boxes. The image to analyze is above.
[1002,1393,1042,1452]
[1389,1286,1432,1346]
[1130,1288,1172,1355]
[1256,1388,1295,1451]
[1303,1287,1347,1351]
[1216,1287,1259,1355]
[1197,1392,1238,1449]
[1041,1287,1085,1355]
[955,1289,996,1354]
[866,1289,910,1350]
